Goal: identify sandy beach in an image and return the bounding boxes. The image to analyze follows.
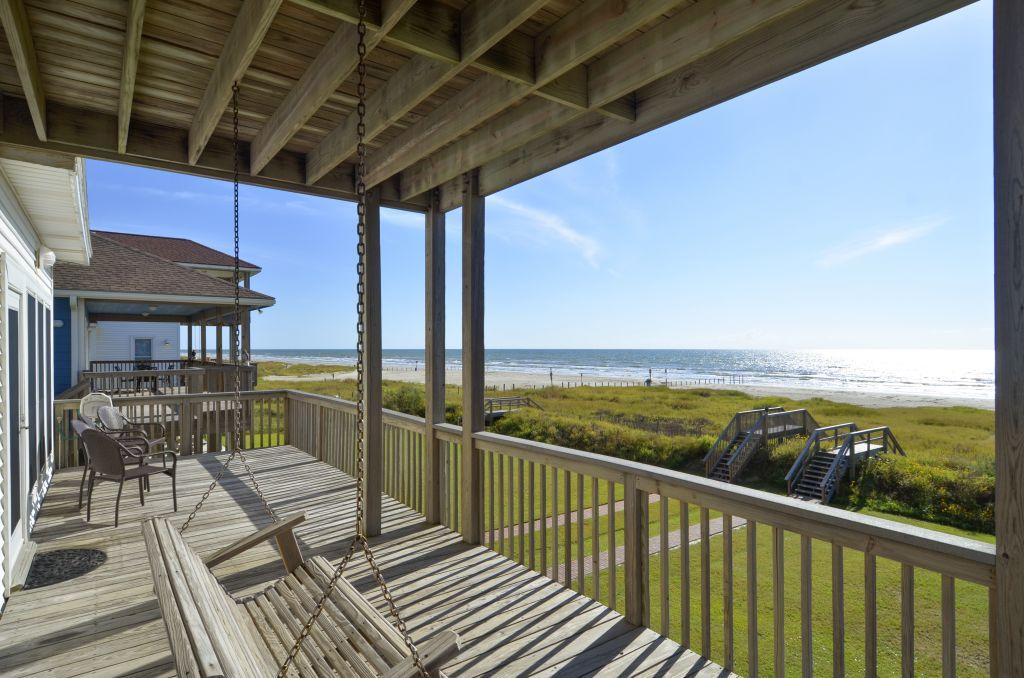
[262,366,994,410]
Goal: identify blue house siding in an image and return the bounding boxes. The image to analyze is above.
[53,296,71,394]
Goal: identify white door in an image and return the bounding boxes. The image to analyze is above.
[2,289,24,599]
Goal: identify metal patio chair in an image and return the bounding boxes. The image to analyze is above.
[75,423,177,527]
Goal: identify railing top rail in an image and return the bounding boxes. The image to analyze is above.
[81,367,207,378]
[56,389,291,409]
[815,422,858,433]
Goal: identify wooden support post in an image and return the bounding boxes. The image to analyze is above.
[624,473,649,627]
[186,322,193,359]
[242,309,251,362]
[995,0,1024,670]
[461,170,484,544]
[200,321,207,362]
[363,187,383,537]
[229,321,239,363]
[424,189,445,524]
[216,323,223,364]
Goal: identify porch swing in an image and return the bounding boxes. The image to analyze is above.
[141,4,460,675]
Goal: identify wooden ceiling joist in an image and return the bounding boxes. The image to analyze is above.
[117,0,147,154]
[398,0,815,200]
[0,95,424,211]
[0,0,45,141]
[362,0,693,190]
[187,0,283,165]
[437,0,975,211]
[247,0,416,175]
[305,0,548,185]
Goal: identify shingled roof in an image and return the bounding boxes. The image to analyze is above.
[54,234,273,303]
[92,230,260,270]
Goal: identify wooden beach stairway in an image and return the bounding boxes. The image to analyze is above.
[483,395,541,424]
[786,423,906,502]
[704,407,818,482]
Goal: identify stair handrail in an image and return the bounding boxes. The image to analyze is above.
[703,406,783,475]
[786,429,820,494]
[786,422,858,493]
[819,432,856,502]
[724,413,769,481]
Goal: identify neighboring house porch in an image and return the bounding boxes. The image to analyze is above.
[52,232,275,397]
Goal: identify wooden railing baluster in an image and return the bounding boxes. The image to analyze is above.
[747,520,758,678]
[723,513,733,671]
[903,564,915,677]
[801,535,813,678]
[832,543,845,677]
[701,507,711,657]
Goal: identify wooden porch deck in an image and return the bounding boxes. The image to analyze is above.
[0,445,729,677]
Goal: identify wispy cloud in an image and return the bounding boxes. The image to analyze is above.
[818,217,944,268]
[488,195,601,267]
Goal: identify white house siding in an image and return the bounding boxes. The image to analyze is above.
[0,174,56,604]
[88,321,180,363]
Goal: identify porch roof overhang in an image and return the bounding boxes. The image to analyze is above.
[59,289,274,325]
[0,0,973,214]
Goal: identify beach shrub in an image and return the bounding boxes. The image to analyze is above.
[848,456,995,532]
[489,409,712,471]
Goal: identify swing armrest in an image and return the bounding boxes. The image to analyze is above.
[382,630,461,678]
[204,512,306,570]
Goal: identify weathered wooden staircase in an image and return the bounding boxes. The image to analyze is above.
[786,423,905,502]
[704,407,819,483]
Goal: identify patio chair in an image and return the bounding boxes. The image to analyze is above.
[96,404,167,455]
[77,424,177,527]
[79,392,113,427]
[71,419,152,510]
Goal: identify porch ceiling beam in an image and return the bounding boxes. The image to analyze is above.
[0,95,426,211]
[248,0,416,175]
[117,0,146,154]
[399,0,813,200]
[88,313,191,323]
[0,0,45,140]
[438,0,973,211]
[305,0,547,186]
[363,0,690,190]
[297,0,633,144]
[188,0,283,165]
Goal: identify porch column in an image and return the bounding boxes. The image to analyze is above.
[995,0,1024,669]
[200,320,207,362]
[424,189,445,524]
[186,322,193,360]
[229,320,238,363]
[363,187,384,536]
[461,170,484,544]
[216,323,223,363]
[242,309,251,362]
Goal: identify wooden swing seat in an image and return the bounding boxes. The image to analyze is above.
[142,513,460,677]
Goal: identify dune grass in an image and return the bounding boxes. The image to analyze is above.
[256,366,995,533]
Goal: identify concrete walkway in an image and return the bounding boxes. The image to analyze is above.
[487,495,747,585]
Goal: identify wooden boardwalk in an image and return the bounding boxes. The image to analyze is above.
[0,446,730,677]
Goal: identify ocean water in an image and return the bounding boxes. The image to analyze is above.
[251,348,994,404]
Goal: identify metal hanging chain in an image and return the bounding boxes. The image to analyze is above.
[181,82,277,534]
[279,1,425,674]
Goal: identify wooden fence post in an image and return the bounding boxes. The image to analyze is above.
[624,473,650,627]
[461,170,484,544]
[424,188,445,524]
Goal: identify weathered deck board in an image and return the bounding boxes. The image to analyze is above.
[0,445,727,677]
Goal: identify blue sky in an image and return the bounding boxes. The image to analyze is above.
[86,1,992,351]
